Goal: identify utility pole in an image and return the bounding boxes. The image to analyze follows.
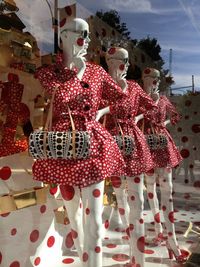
[169,48,172,96]
[192,75,195,93]
[54,0,58,54]
[169,48,172,76]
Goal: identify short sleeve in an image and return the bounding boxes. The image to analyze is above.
[138,86,157,121]
[163,96,180,125]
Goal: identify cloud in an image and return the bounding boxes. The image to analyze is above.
[161,44,200,55]
[102,0,152,13]
[177,0,200,35]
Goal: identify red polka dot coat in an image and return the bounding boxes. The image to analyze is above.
[32,56,125,187]
[140,96,182,168]
[104,80,156,176]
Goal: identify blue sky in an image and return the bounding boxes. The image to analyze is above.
[15,0,200,93]
[76,0,200,93]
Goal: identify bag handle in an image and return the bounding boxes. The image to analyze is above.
[67,105,76,159]
[141,119,155,135]
[43,85,77,159]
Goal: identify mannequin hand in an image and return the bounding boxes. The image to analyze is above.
[96,106,110,122]
[135,113,144,124]
[117,78,127,91]
[152,92,159,103]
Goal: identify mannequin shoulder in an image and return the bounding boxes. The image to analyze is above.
[128,80,143,92]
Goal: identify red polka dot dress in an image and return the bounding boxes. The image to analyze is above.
[32,55,125,187]
[141,96,182,168]
[105,80,156,176]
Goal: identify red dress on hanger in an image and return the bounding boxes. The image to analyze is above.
[32,56,125,187]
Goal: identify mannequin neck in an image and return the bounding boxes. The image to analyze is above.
[62,44,75,69]
[62,43,86,80]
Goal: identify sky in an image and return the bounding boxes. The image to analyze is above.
[76,0,200,93]
[15,0,200,93]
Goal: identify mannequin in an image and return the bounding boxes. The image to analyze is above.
[103,47,157,267]
[142,68,189,263]
[33,18,125,267]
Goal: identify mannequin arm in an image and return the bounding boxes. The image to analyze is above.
[135,113,144,124]
[164,119,170,126]
[96,106,110,122]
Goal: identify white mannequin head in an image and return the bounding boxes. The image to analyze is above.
[60,18,90,66]
[142,67,160,94]
[105,47,129,82]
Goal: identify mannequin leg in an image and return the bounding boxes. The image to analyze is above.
[158,167,181,256]
[146,170,163,237]
[60,185,83,259]
[111,176,130,229]
[126,174,145,267]
[82,180,104,267]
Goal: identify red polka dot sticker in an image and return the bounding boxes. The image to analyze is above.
[47,236,55,247]
[95,246,101,253]
[65,232,74,248]
[137,236,145,253]
[108,47,116,55]
[112,253,129,262]
[134,177,140,183]
[71,229,78,239]
[65,6,72,16]
[30,230,39,243]
[180,149,190,158]
[62,258,74,264]
[77,38,84,47]
[154,212,161,223]
[40,205,46,214]
[11,228,17,236]
[104,219,109,229]
[82,252,89,262]
[119,208,125,215]
[111,176,122,188]
[119,64,125,71]
[34,257,41,266]
[93,189,101,198]
[60,185,75,200]
[106,243,117,248]
[9,261,20,267]
[0,166,12,180]
[148,192,154,199]
[60,18,66,28]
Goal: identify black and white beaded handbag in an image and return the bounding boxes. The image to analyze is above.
[29,86,91,160]
[103,115,135,156]
[142,120,168,150]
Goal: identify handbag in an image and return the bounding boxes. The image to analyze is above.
[29,86,91,160]
[142,120,168,150]
[103,115,135,156]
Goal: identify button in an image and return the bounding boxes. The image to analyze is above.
[83,105,90,111]
[80,81,89,88]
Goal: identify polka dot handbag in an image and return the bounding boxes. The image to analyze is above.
[29,86,91,160]
[142,120,168,150]
[103,116,135,156]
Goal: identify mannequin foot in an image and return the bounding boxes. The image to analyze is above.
[150,233,165,246]
[166,242,190,263]
[123,263,137,267]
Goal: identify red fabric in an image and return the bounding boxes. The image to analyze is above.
[141,96,182,168]
[105,80,156,176]
[32,56,125,187]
